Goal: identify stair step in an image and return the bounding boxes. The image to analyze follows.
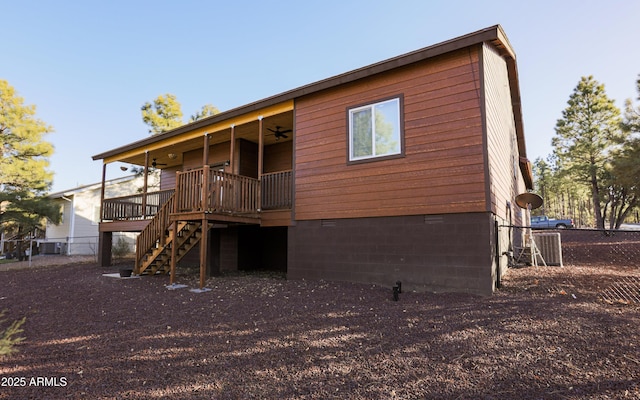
[137,220,205,276]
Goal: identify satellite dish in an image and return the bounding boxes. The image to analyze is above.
[515,192,543,210]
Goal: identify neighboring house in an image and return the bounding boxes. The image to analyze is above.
[44,173,159,256]
[92,25,533,295]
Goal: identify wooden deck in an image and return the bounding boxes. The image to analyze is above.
[101,167,292,226]
[169,211,260,225]
[175,167,261,215]
[102,189,174,221]
[100,167,291,283]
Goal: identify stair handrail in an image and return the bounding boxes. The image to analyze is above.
[135,192,176,274]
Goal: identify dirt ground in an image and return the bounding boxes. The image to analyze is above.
[0,255,638,400]
[0,255,97,272]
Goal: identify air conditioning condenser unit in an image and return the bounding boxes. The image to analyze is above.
[533,232,563,267]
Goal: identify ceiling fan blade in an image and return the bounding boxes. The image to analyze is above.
[151,158,167,167]
[268,126,292,136]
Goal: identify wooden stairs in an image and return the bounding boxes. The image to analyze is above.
[137,221,205,275]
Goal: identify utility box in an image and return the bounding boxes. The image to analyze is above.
[533,232,563,267]
[40,242,63,255]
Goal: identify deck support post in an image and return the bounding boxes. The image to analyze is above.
[97,162,108,268]
[99,163,107,223]
[98,231,112,267]
[201,165,209,211]
[258,117,264,178]
[199,219,208,289]
[203,133,210,165]
[170,221,178,284]
[142,151,149,219]
[258,116,263,211]
[229,125,235,174]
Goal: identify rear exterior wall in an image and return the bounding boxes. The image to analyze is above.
[482,42,528,282]
[289,46,497,294]
[293,47,487,220]
[288,213,495,295]
[483,43,525,223]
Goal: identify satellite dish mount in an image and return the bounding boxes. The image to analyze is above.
[514,192,546,267]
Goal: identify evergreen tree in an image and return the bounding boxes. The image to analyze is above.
[603,138,639,228]
[622,74,640,133]
[0,80,60,233]
[189,104,220,122]
[141,94,184,135]
[533,155,589,224]
[552,76,624,229]
[604,76,640,228]
[532,157,557,216]
[141,94,220,135]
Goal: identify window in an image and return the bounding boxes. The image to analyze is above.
[348,97,402,162]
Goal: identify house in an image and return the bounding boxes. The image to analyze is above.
[92,25,533,295]
[44,173,159,256]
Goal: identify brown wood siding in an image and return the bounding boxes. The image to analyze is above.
[264,141,292,173]
[482,43,525,223]
[183,142,231,171]
[260,209,293,227]
[294,48,486,220]
[237,139,258,178]
[160,167,180,191]
[99,220,149,232]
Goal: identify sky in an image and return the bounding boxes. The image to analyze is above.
[3,0,640,193]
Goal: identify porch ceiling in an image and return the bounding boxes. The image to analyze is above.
[113,110,294,168]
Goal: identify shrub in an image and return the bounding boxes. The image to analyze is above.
[0,310,25,357]
[112,237,131,260]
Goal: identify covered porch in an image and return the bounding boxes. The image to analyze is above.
[100,167,292,223]
[93,100,295,287]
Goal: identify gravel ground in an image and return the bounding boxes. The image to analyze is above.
[0,255,97,272]
[1,256,638,400]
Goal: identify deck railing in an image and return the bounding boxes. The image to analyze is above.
[175,167,261,215]
[134,192,175,274]
[102,169,290,222]
[102,189,175,221]
[262,170,292,210]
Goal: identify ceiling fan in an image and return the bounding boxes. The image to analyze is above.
[267,126,292,140]
[151,158,167,168]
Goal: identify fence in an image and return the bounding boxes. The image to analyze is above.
[1,234,137,260]
[503,225,640,268]
[559,228,640,267]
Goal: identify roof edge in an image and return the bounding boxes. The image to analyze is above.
[48,174,140,198]
[93,25,512,161]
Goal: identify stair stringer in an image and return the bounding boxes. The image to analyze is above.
[139,221,199,275]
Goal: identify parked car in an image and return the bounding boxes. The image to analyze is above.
[530,215,574,229]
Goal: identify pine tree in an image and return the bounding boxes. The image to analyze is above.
[141,93,184,135]
[141,94,220,134]
[552,76,624,229]
[189,104,220,122]
[0,80,60,233]
[622,74,640,133]
[604,138,639,228]
[604,76,640,228]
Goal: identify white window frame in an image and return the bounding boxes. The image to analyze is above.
[348,97,403,162]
